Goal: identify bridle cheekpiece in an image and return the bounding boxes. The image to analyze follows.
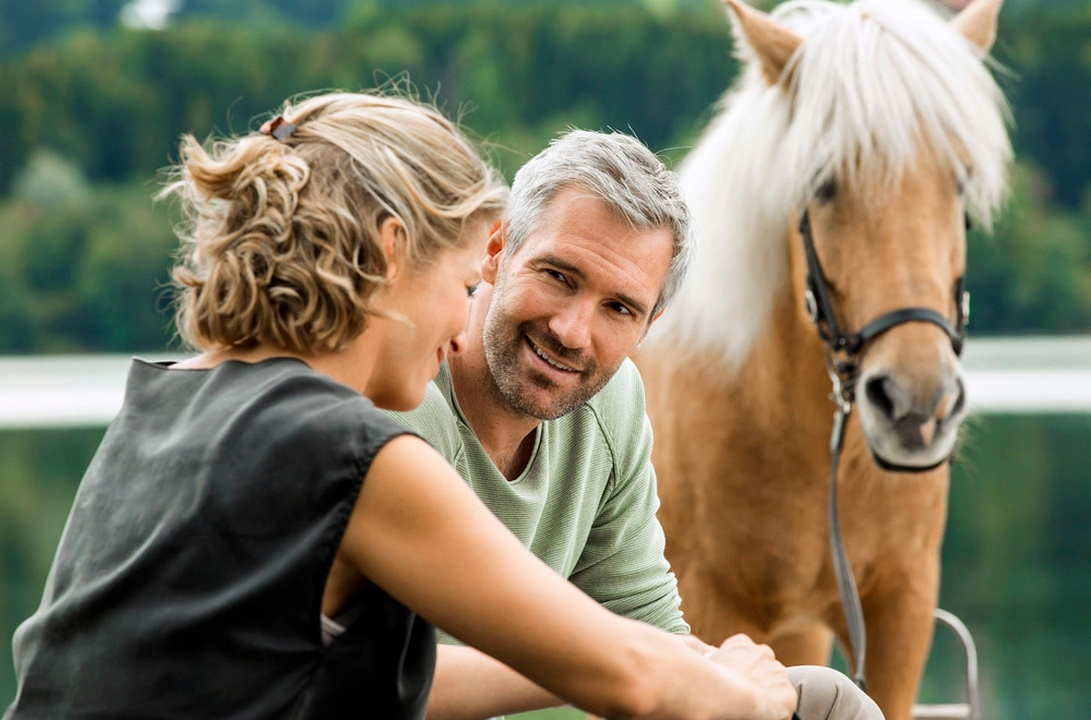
[797,205,971,694]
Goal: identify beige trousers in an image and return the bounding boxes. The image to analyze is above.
[789,666,885,720]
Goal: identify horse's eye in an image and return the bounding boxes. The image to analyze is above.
[957,164,974,196]
[816,178,838,204]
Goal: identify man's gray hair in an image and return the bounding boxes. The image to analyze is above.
[506,130,691,317]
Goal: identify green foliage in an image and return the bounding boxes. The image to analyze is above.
[968,163,1091,333]
[0,0,127,57]
[996,2,1091,209]
[0,3,735,191]
[0,0,1088,352]
[0,184,177,353]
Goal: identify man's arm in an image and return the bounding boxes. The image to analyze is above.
[569,361,689,633]
[428,638,716,720]
[427,645,562,720]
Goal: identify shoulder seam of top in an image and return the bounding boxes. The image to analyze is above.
[582,400,620,497]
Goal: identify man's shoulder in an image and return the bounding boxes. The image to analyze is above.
[584,357,647,425]
[581,357,648,453]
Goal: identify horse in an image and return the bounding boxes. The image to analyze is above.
[636,1,1011,718]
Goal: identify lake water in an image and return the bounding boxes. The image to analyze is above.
[2,341,1089,718]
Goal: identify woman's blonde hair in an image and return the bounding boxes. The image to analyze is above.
[162,91,508,355]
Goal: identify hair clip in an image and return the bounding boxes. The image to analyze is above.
[259,116,297,141]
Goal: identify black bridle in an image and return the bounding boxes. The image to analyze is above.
[800,209,970,423]
[798,208,970,692]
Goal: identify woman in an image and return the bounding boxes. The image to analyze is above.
[5,92,796,720]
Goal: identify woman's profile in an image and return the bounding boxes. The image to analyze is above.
[5,91,798,720]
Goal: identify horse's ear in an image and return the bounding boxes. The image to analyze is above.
[951,0,1003,54]
[722,0,802,86]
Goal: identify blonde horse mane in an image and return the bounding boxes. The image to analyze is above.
[649,0,1011,365]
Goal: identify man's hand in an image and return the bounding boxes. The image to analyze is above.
[679,634,718,656]
[709,634,798,720]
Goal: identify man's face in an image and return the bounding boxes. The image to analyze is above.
[479,186,673,420]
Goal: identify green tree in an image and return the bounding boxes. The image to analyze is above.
[996,2,1091,209]
[968,163,1091,333]
[0,182,176,353]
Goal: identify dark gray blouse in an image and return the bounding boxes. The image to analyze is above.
[6,358,434,719]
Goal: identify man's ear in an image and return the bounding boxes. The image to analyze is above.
[378,215,406,281]
[481,221,507,284]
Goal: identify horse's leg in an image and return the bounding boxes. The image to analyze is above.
[856,579,938,720]
[769,624,834,667]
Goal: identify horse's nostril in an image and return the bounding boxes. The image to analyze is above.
[944,378,967,423]
[864,374,901,421]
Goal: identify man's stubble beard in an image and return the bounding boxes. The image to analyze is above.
[480,293,615,422]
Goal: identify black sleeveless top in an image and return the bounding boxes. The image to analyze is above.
[5,358,435,719]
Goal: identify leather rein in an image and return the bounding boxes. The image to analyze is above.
[798,208,970,692]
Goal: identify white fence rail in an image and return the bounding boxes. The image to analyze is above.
[1,336,1090,428]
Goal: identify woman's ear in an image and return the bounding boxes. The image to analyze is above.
[378,216,407,281]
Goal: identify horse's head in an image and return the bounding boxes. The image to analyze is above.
[724,0,1011,470]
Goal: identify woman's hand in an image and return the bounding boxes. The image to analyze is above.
[709,634,798,720]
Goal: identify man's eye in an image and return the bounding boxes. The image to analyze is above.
[466,283,479,297]
[545,269,569,285]
[609,302,633,317]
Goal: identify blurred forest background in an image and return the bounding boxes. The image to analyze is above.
[1,0,1089,355]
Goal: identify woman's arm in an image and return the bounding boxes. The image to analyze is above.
[339,435,796,720]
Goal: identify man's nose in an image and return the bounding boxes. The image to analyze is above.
[548,300,593,349]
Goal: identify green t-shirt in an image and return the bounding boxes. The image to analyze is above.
[385,358,689,641]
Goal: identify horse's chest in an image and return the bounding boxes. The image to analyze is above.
[694,485,876,604]
[730,520,831,594]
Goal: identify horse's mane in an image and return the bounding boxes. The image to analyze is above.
[648,0,1011,365]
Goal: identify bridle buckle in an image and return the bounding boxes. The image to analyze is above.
[804,289,819,322]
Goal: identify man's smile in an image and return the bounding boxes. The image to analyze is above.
[525,334,582,374]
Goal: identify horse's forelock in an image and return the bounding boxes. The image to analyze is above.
[779,0,1010,223]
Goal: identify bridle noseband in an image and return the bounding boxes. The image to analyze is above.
[798,207,971,693]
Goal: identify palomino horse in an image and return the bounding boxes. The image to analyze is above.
[638,1,1010,718]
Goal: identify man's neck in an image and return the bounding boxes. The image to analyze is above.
[448,350,541,481]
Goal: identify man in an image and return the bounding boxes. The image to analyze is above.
[389,130,880,720]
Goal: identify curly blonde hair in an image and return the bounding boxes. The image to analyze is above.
[161,92,508,355]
